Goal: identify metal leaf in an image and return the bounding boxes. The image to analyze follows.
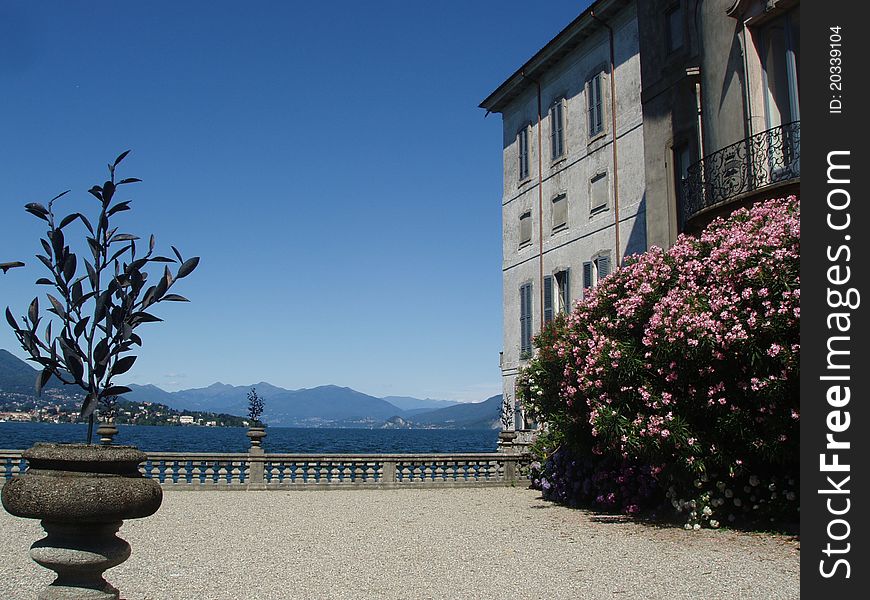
[176,256,199,279]
[46,294,66,318]
[80,393,98,418]
[113,150,131,167]
[58,213,79,229]
[111,355,136,376]
[35,368,53,396]
[28,297,39,324]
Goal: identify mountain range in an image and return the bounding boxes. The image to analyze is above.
[0,349,501,429]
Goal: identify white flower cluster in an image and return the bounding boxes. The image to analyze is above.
[667,472,798,530]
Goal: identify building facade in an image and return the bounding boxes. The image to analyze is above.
[480,0,647,434]
[481,0,799,439]
[639,0,800,247]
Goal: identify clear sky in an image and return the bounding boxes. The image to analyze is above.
[0,1,591,402]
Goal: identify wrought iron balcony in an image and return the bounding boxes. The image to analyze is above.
[681,121,800,227]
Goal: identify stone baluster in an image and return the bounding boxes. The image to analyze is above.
[382,460,396,484]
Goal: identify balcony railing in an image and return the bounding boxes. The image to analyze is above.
[1,450,530,489]
[682,121,800,227]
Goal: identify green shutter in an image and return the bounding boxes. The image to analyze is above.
[561,269,570,312]
[597,254,611,280]
[544,276,553,324]
[583,262,593,291]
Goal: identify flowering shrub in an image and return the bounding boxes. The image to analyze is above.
[519,196,800,528]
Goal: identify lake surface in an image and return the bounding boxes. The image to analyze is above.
[0,422,500,454]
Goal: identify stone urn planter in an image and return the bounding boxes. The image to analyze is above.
[246,424,267,450]
[1,443,162,600]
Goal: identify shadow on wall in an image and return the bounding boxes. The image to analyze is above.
[623,193,647,258]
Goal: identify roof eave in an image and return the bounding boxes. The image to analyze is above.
[478,0,631,114]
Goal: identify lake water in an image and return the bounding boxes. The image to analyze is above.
[0,422,500,454]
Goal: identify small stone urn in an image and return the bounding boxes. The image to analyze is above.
[497,430,518,454]
[1,443,163,600]
[246,423,267,450]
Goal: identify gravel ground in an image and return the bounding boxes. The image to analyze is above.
[0,487,799,600]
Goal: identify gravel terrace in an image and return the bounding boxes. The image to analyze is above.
[0,487,799,600]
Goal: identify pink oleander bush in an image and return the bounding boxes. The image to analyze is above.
[520,196,800,529]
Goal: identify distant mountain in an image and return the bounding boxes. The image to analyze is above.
[381,396,460,412]
[409,395,502,430]
[0,349,70,397]
[1,348,499,429]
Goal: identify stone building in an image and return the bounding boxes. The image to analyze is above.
[481,0,799,440]
[479,0,648,436]
[639,0,800,246]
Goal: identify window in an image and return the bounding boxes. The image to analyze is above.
[583,253,612,295]
[544,271,571,324]
[520,282,533,357]
[550,99,565,160]
[590,172,609,213]
[666,5,684,52]
[551,194,567,232]
[518,126,530,181]
[519,211,532,248]
[555,269,570,313]
[587,73,604,137]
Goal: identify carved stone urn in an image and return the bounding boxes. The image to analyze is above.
[1,443,162,600]
[246,424,267,450]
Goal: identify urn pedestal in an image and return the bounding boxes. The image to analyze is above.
[1,443,163,600]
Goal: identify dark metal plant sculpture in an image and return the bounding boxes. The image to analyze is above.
[4,151,199,443]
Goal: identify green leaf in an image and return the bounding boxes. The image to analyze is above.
[118,177,141,185]
[35,277,53,286]
[176,256,199,279]
[111,355,136,376]
[171,245,183,263]
[162,294,189,302]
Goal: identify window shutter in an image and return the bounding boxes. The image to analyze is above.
[583,262,593,291]
[597,254,611,280]
[561,269,570,312]
[550,106,558,161]
[520,283,533,355]
[588,82,595,137]
[595,75,603,133]
[543,276,553,324]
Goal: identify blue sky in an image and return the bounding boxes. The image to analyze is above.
[0,1,590,402]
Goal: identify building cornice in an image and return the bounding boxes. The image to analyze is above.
[478,0,633,114]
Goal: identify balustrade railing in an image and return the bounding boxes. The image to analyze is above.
[1,449,530,489]
[682,121,800,227]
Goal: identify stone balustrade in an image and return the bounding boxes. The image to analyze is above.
[2,449,530,489]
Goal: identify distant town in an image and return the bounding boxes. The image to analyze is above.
[0,392,249,428]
